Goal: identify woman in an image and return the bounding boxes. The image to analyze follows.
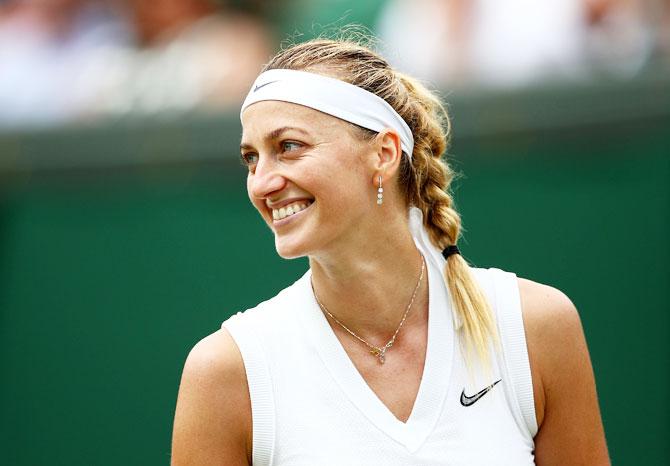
[171,38,609,465]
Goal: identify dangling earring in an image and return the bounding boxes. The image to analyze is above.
[377,176,383,205]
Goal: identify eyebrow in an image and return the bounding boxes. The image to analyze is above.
[240,126,310,151]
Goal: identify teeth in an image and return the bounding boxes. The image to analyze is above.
[272,201,312,221]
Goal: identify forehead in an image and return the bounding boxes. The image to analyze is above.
[241,100,354,141]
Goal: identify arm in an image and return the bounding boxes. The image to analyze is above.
[171,328,252,466]
[518,278,610,466]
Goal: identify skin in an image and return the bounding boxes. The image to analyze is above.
[171,100,610,465]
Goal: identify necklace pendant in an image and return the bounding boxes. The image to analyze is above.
[371,348,386,364]
[370,348,386,364]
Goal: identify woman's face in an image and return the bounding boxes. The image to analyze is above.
[240,100,376,259]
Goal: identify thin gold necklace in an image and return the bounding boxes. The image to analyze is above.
[312,255,425,364]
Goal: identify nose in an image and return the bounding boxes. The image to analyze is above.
[248,156,286,200]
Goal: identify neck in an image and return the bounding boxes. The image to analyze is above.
[309,214,428,342]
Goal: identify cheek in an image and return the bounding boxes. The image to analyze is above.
[314,174,370,219]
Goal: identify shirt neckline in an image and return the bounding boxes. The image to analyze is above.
[295,257,455,452]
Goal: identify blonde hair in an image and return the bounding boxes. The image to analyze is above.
[264,38,497,362]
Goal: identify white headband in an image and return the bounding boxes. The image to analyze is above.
[240,69,415,158]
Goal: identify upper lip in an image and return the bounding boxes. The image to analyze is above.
[266,198,313,210]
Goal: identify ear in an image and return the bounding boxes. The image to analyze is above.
[370,129,403,184]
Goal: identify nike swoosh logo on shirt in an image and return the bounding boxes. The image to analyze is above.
[460,379,502,407]
[253,80,279,92]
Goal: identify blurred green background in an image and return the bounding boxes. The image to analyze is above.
[1,74,668,465]
[1,0,670,463]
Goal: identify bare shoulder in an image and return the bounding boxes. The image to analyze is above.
[516,277,610,465]
[181,328,248,389]
[171,328,252,466]
[517,277,580,334]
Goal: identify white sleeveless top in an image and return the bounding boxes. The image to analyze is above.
[223,259,537,466]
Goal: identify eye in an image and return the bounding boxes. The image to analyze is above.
[281,141,302,153]
[240,152,259,167]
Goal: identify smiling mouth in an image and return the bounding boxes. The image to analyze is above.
[272,200,313,221]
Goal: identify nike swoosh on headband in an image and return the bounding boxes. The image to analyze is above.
[460,379,502,407]
[254,80,279,92]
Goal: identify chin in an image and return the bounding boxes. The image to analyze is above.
[274,236,310,260]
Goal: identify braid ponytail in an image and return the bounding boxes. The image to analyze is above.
[397,74,498,363]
